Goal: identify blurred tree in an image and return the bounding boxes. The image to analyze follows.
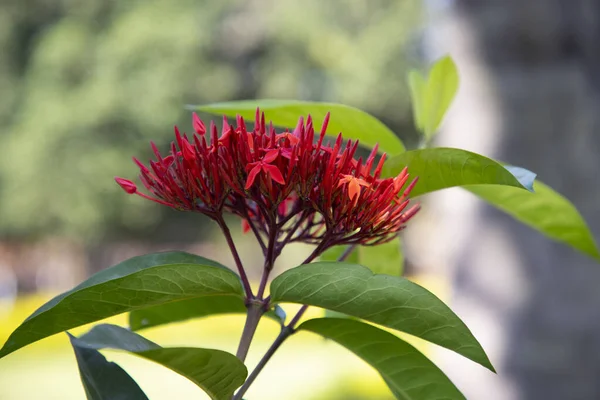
[0,0,422,243]
[416,1,600,399]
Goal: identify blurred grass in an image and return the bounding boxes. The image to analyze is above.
[0,275,447,399]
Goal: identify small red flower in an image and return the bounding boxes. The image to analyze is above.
[337,175,370,201]
[245,149,285,189]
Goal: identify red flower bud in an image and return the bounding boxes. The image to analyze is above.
[115,177,137,194]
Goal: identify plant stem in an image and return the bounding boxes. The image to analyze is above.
[232,242,347,399]
[256,221,277,299]
[216,216,253,299]
[232,326,292,400]
[235,302,263,362]
[232,305,307,400]
[338,244,357,262]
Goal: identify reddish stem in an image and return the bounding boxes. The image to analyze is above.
[216,216,253,299]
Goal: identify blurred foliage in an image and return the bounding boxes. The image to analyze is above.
[0,0,422,242]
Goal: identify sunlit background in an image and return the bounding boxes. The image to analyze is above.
[1,0,600,399]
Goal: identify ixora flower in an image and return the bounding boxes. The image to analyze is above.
[115,109,420,253]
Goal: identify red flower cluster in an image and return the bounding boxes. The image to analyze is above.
[116,109,419,250]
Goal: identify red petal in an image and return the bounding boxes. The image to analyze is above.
[262,149,279,163]
[246,161,260,171]
[132,157,149,173]
[241,219,251,233]
[115,177,137,194]
[348,179,361,200]
[222,115,230,135]
[181,140,196,162]
[245,165,262,189]
[192,112,206,135]
[264,164,285,185]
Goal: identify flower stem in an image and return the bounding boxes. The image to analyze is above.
[256,221,277,299]
[338,244,357,262]
[232,325,292,400]
[236,302,263,362]
[232,242,348,400]
[216,216,253,299]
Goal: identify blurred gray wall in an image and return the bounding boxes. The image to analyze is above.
[413,1,600,399]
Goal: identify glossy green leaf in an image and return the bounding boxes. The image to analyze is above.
[423,55,459,138]
[382,148,534,197]
[320,245,359,321]
[358,238,405,276]
[69,333,149,400]
[192,99,405,154]
[74,324,246,400]
[466,180,600,260]
[0,252,244,358]
[299,319,465,400]
[407,70,427,133]
[270,262,493,371]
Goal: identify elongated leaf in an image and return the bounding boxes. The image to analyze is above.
[192,99,405,154]
[129,295,282,331]
[320,240,403,320]
[69,333,149,400]
[466,181,600,260]
[423,56,459,138]
[74,324,246,400]
[299,319,465,400]
[0,252,244,358]
[407,70,427,133]
[382,148,534,197]
[270,262,494,371]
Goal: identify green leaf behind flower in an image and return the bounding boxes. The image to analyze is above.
[192,99,406,155]
[466,181,600,260]
[408,55,459,141]
[382,147,534,197]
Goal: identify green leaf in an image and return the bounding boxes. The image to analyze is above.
[129,296,283,331]
[423,55,459,138]
[73,324,246,400]
[299,319,465,400]
[407,70,427,133]
[129,295,246,331]
[69,333,149,400]
[270,262,494,371]
[358,237,405,276]
[382,148,534,197]
[191,99,406,155]
[0,252,244,358]
[321,239,405,276]
[465,180,600,260]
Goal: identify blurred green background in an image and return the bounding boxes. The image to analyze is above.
[0,0,426,398]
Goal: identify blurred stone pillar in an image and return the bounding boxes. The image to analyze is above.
[409,1,600,399]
